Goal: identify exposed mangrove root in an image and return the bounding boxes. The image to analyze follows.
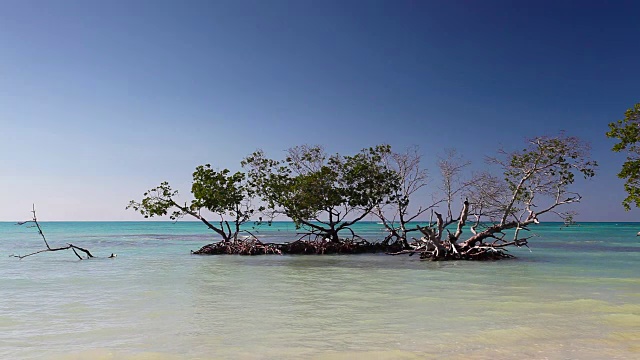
[192,238,282,255]
[190,236,521,260]
[189,229,530,259]
[419,245,516,261]
[11,205,96,260]
[407,236,529,261]
[191,238,405,255]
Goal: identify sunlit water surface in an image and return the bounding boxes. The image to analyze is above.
[1,222,639,359]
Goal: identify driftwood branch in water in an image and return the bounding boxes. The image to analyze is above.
[11,205,95,260]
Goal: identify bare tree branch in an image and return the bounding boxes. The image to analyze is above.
[12,205,96,260]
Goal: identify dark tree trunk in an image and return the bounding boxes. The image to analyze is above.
[328,228,340,243]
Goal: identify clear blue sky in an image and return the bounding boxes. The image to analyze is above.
[1,0,639,221]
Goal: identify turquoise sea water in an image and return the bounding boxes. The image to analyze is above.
[1,221,639,359]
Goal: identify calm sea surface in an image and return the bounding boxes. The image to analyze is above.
[1,221,639,359]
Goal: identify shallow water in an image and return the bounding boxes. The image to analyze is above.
[1,222,639,359]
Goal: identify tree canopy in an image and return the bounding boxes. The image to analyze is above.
[128,134,597,260]
[242,145,400,242]
[378,134,597,260]
[606,102,640,209]
[373,146,430,248]
[127,165,259,242]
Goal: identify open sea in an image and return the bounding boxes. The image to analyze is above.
[0,221,638,359]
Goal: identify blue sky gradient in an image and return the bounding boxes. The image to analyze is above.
[1,0,639,220]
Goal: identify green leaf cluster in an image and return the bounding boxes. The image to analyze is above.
[127,166,256,241]
[242,145,400,240]
[127,181,180,219]
[606,102,640,210]
[191,165,255,220]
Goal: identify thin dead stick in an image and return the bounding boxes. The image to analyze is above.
[12,205,95,260]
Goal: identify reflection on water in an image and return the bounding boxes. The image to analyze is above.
[0,222,639,359]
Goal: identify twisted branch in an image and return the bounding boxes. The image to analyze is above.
[11,205,95,260]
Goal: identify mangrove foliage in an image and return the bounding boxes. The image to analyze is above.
[128,133,597,260]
